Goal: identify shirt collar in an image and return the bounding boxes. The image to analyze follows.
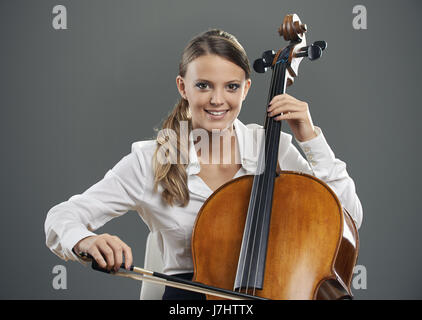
[186,118,263,176]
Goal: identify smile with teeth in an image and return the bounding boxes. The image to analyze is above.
[205,110,229,115]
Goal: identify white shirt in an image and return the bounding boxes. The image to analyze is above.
[45,117,363,275]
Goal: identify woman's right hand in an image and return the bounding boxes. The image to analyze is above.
[73,233,133,272]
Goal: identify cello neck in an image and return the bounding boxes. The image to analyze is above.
[233,52,290,292]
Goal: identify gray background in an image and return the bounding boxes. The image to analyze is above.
[1,0,421,299]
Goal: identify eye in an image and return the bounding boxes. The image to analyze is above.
[195,82,209,90]
[227,83,240,91]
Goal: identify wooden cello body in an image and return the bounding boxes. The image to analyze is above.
[192,172,359,299]
[191,14,359,300]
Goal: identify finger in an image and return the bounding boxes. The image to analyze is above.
[98,240,115,271]
[268,93,295,106]
[89,246,107,269]
[274,111,306,121]
[268,93,288,105]
[268,98,305,112]
[122,245,133,270]
[275,112,294,121]
[268,104,303,117]
[106,238,123,272]
[112,237,133,270]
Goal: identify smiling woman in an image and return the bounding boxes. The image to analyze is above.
[154,30,253,208]
[44,28,362,301]
[176,54,251,133]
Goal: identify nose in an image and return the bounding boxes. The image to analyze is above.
[210,89,224,106]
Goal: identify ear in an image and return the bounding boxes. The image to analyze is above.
[242,78,252,101]
[176,75,188,100]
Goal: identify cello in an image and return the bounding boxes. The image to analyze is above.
[84,13,359,300]
[191,13,359,300]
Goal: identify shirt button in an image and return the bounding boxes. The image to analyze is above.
[310,161,317,166]
[304,147,310,153]
[308,154,313,160]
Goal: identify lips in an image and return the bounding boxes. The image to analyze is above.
[205,109,229,115]
[204,109,229,120]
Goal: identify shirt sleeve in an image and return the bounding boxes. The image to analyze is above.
[44,148,146,265]
[278,126,363,229]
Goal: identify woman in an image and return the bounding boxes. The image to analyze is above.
[45,29,363,300]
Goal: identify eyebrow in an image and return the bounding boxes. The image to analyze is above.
[194,78,242,84]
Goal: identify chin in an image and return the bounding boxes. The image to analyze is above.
[205,120,235,134]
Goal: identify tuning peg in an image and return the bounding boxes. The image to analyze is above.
[294,44,322,61]
[262,50,276,65]
[253,59,266,73]
[253,50,275,73]
[313,41,327,51]
[307,44,322,61]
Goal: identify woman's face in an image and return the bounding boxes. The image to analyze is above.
[176,54,251,134]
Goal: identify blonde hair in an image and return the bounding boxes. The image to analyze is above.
[152,29,251,207]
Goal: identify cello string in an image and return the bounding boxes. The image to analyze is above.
[237,58,277,294]
[249,59,280,293]
[236,140,262,292]
[254,58,288,295]
[245,129,266,294]
[244,132,267,293]
[237,71,273,294]
[245,58,281,295]
[252,59,284,295]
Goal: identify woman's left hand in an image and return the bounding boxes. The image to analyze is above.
[267,93,317,142]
